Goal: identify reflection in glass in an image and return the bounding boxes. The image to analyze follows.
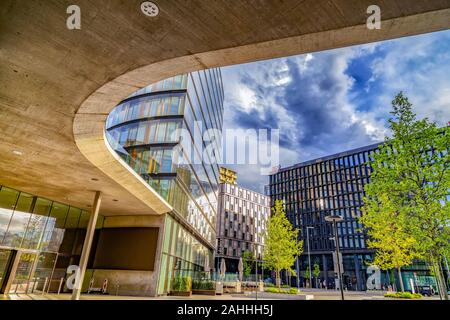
[0,187,20,242]
[11,252,36,293]
[22,198,52,250]
[40,203,69,252]
[2,192,34,247]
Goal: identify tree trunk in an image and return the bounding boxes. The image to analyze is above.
[276,269,281,289]
[437,261,449,300]
[397,267,404,292]
[433,259,448,300]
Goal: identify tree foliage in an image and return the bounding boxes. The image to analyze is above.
[304,266,311,281]
[360,92,449,297]
[263,200,303,288]
[242,250,255,278]
[313,262,321,279]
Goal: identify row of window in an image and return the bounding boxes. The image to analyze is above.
[273,165,372,189]
[269,170,371,195]
[128,74,188,99]
[305,236,367,251]
[125,147,174,174]
[219,244,263,257]
[221,238,258,251]
[284,197,364,211]
[222,229,255,241]
[270,148,378,184]
[223,195,269,215]
[108,119,182,148]
[224,211,256,224]
[223,184,268,206]
[106,94,185,129]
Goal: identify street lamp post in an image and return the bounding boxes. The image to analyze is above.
[255,251,259,301]
[325,214,344,301]
[296,238,300,290]
[306,226,314,288]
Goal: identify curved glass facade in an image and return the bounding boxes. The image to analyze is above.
[106,69,224,294]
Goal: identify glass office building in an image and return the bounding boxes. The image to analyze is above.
[0,184,104,294]
[105,69,224,294]
[267,143,440,291]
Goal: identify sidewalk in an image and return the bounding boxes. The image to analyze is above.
[0,289,440,301]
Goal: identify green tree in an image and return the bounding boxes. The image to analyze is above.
[360,92,450,298]
[242,250,255,278]
[263,200,303,288]
[313,262,321,288]
[304,266,311,287]
[360,192,419,291]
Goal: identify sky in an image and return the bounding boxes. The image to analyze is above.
[220,30,450,193]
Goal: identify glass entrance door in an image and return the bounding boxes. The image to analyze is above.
[8,251,59,294]
[10,252,37,293]
[32,252,58,293]
[0,249,13,290]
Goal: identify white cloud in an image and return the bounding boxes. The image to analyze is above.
[220,30,450,191]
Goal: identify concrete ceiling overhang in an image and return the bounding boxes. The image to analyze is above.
[1,0,449,216]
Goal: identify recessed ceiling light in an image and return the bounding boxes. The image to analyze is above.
[12,150,23,156]
[141,1,159,17]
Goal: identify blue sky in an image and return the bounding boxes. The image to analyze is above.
[221,30,450,193]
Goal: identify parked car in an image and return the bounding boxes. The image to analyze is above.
[417,285,435,296]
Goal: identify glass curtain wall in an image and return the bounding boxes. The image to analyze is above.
[157,215,212,295]
[105,69,224,294]
[0,185,104,293]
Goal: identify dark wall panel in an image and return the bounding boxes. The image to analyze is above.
[92,227,159,271]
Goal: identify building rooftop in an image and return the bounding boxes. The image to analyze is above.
[276,141,383,173]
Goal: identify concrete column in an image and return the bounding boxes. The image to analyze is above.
[71,191,102,300]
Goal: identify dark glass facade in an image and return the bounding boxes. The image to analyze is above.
[105,69,224,294]
[267,143,440,291]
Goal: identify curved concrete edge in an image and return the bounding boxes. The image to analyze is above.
[72,8,450,216]
[73,112,173,215]
[73,55,209,215]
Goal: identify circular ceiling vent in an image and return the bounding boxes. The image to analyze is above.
[141,1,159,17]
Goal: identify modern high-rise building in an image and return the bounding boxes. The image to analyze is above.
[267,143,436,291]
[0,69,224,297]
[216,168,270,274]
[105,69,224,295]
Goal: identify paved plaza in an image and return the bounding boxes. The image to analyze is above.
[0,289,441,301]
